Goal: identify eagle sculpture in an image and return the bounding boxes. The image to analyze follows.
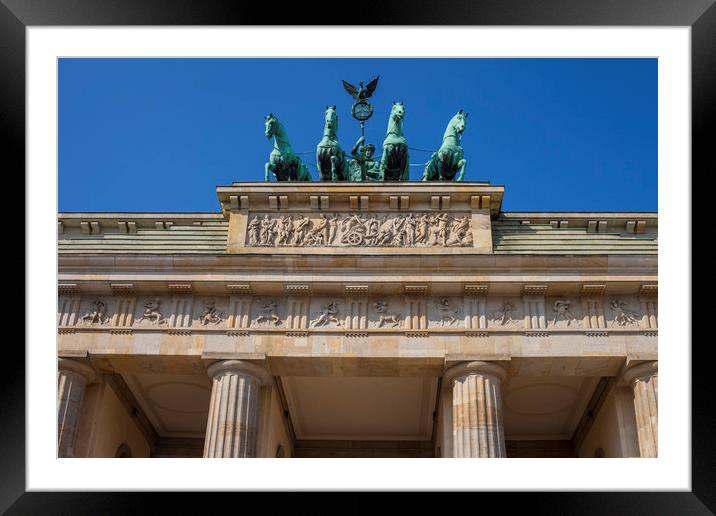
[342,76,380,100]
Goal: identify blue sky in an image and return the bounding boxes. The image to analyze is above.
[58,58,656,213]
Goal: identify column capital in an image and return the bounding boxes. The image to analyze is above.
[58,358,96,384]
[620,361,658,387]
[444,360,507,385]
[205,359,271,385]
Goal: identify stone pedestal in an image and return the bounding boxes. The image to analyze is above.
[203,360,270,458]
[444,361,507,457]
[57,358,95,457]
[622,361,658,457]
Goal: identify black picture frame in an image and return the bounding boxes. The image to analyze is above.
[3,0,711,512]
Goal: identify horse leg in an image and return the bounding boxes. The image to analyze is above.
[265,162,273,182]
[316,151,324,180]
[421,153,436,181]
[401,147,410,180]
[421,161,430,181]
[330,155,339,182]
[437,151,448,181]
[456,159,466,181]
[379,147,388,180]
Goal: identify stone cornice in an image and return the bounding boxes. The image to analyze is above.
[57,278,657,298]
[216,181,505,219]
[58,253,657,275]
[58,325,656,336]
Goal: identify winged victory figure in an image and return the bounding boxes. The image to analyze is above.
[342,76,380,100]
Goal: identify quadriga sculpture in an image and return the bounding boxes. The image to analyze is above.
[316,105,350,181]
[421,110,468,181]
[264,113,311,182]
[380,102,409,181]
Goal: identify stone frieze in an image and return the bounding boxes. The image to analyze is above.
[59,294,656,333]
[246,212,473,247]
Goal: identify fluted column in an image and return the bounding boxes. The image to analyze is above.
[57,358,95,457]
[444,361,507,457]
[622,361,658,457]
[203,360,270,458]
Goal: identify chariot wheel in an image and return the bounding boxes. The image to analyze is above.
[346,231,363,246]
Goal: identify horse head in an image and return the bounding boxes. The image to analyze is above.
[445,110,468,141]
[324,105,338,134]
[264,113,279,139]
[390,101,405,123]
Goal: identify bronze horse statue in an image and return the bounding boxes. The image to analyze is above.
[316,105,349,181]
[380,102,409,181]
[421,110,468,181]
[264,113,311,182]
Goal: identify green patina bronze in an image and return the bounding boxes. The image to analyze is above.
[316,105,350,182]
[264,114,311,182]
[262,77,469,183]
[421,110,468,182]
[349,136,383,181]
[380,102,409,181]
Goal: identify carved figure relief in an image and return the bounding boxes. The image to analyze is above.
[200,299,224,326]
[136,298,166,325]
[259,214,277,246]
[610,299,639,327]
[254,299,281,326]
[446,215,472,246]
[437,298,458,326]
[311,301,343,327]
[292,215,310,246]
[80,300,109,325]
[247,216,260,246]
[247,212,472,248]
[373,301,401,328]
[304,213,339,246]
[59,293,653,334]
[492,301,517,326]
[552,299,577,326]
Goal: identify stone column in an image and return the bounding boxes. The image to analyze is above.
[57,358,96,457]
[203,360,270,458]
[444,361,507,457]
[622,361,658,457]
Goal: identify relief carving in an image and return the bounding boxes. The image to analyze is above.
[311,301,343,328]
[610,299,639,327]
[136,298,166,325]
[200,299,224,326]
[491,300,517,326]
[246,212,473,247]
[373,301,401,328]
[60,293,650,335]
[254,299,281,326]
[80,300,109,325]
[552,299,578,326]
[437,298,458,326]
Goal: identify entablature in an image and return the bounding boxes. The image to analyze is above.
[216,181,504,218]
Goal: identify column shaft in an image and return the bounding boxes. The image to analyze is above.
[446,361,507,457]
[203,360,269,458]
[57,359,95,457]
[622,361,658,457]
[633,374,658,457]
